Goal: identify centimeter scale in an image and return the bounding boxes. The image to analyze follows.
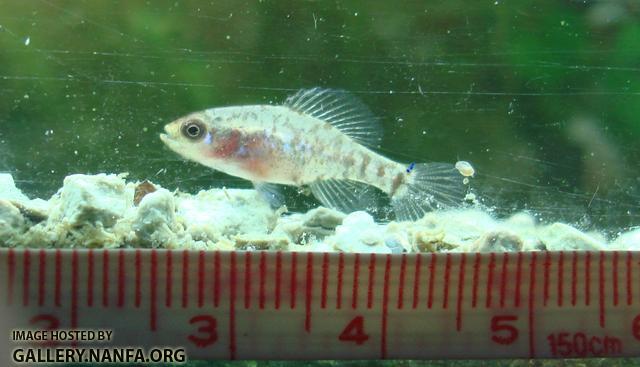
[1,248,640,360]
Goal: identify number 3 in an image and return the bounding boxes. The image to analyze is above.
[188,315,217,348]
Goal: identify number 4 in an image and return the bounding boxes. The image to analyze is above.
[339,316,369,345]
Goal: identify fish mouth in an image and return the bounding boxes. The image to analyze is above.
[160,123,177,144]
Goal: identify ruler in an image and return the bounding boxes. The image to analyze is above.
[1,249,640,360]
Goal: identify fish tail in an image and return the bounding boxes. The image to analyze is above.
[390,162,466,221]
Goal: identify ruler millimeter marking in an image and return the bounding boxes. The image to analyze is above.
[2,249,640,360]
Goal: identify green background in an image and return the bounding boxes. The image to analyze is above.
[0,1,639,231]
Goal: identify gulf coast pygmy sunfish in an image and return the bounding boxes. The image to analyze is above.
[160,87,466,221]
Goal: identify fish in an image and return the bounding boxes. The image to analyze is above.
[160,87,466,221]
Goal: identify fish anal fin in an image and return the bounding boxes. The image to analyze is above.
[309,178,378,214]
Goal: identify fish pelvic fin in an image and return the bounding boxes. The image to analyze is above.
[253,181,286,209]
[390,162,466,221]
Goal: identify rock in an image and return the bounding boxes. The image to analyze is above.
[302,207,345,229]
[473,231,523,252]
[234,234,290,250]
[432,209,499,249]
[48,174,131,228]
[0,200,25,246]
[325,211,389,253]
[0,173,29,202]
[133,180,157,206]
[176,188,275,243]
[1,172,639,253]
[273,207,345,245]
[611,228,640,250]
[539,223,605,251]
[132,188,178,247]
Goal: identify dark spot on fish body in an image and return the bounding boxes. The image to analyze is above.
[344,154,356,168]
[360,154,371,177]
[389,172,405,197]
[213,117,223,123]
[377,164,386,177]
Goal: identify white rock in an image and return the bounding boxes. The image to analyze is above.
[132,188,178,247]
[473,231,523,252]
[0,173,29,202]
[501,212,542,251]
[326,211,389,253]
[538,223,605,251]
[611,228,640,250]
[272,207,344,244]
[48,174,131,227]
[176,188,275,243]
[0,200,25,246]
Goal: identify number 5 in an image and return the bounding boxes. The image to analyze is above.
[491,315,519,345]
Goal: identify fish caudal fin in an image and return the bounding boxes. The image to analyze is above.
[391,162,466,221]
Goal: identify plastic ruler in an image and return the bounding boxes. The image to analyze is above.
[1,248,640,360]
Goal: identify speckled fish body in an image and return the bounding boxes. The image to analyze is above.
[161,88,465,221]
[190,105,404,194]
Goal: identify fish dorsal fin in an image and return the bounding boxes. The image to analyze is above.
[283,87,383,149]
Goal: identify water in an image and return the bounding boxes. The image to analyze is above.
[1,1,639,364]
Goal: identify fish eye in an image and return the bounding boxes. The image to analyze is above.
[181,119,206,140]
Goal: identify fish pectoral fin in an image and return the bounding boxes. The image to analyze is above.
[253,181,286,209]
[283,87,383,150]
[309,179,378,214]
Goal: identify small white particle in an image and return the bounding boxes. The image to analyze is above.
[455,160,475,177]
[421,130,427,135]
[24,37,30,46]
[226,35,231,40]
[23,94,29,99]
[73,150,78,155]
